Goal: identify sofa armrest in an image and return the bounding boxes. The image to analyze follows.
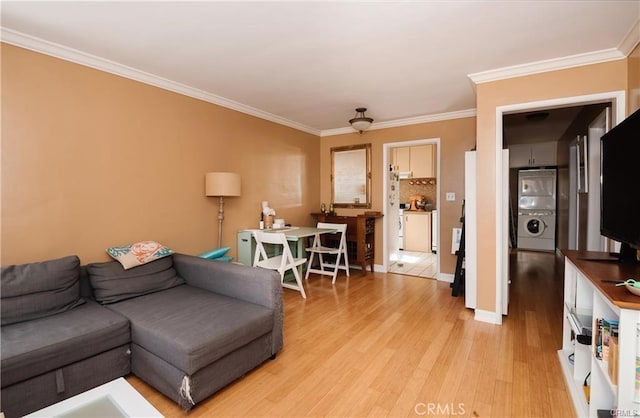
[171,253,283,353]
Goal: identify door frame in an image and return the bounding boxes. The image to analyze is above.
[494,91,626,323]
[382,138,441,277]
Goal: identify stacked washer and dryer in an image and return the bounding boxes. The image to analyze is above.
[517,168,557,251]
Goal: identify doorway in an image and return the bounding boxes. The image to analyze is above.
[495,91,626,319]
[382,139,440,279]
[503,103,611,254]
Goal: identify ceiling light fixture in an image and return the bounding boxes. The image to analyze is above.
[349,107,374,132]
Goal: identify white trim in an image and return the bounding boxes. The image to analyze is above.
[381,142,393,274]
[464,151,477,309]
[0,28,321,136]
[435,272,454,283]
[321,109,477,137]
[468,48,625,85]
[495,91,626,124]
[474,309,502,325]
[1,27,476,137]
[493,90,626,327]
[494,111,504,325]
[618,17,640,57]
[501,149,509,315]
[382,138,441,279]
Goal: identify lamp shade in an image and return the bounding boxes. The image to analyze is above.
[349,107,373,132]
[205,172,241,197]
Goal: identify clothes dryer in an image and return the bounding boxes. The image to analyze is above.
[517,168,557,251]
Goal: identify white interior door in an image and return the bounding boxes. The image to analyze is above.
[502,149,510,315]
[464,151,476,309]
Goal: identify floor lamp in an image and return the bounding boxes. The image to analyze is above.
[205,172,241,248]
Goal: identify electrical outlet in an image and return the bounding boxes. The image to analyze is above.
[446,192,456,201]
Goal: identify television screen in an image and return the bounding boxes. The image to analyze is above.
[600,108,640,260]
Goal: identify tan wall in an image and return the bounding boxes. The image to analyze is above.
[320,118,476,275]
[1,44,320,265]
[629,42,640,113]
[475,59,628,313]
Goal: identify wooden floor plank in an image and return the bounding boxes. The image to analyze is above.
[126,250,575,417]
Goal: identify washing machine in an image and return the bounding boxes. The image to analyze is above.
[517,211,556,251]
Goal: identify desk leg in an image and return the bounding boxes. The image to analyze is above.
[294,239,307,276]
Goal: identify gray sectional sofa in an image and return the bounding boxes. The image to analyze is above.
[1,253,283,417]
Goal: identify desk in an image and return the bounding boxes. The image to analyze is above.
[237,227,336,267]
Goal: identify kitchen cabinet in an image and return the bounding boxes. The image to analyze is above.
[410,145,436,178]
[392,147,411,172]
[392,145,436,177]
[403,212,431,252]
[509,142,557,168]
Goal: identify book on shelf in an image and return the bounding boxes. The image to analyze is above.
[593,317,619,383]
[608,333,618,385]
[594,318,602,359]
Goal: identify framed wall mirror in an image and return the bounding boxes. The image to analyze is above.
[331,143,372,208]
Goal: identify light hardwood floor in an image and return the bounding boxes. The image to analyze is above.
[128,250,575,417]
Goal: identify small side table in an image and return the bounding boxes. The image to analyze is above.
[310,213,382,273]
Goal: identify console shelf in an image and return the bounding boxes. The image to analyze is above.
[560,250,640,418]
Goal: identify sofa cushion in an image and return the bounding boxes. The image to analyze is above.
[106,285,274,375]
[1,255,85,326]
[87,256,184,304]
[106,240,173,270]
[1,300,130,387]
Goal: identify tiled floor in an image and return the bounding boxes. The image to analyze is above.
[388,250,437,278]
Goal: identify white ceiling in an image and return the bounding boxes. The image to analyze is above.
[2,1,639,136]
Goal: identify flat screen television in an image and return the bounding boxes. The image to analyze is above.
[600,107,640,263]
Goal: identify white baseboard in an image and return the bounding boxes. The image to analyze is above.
[435,273,454,283]
[474,309,503,325]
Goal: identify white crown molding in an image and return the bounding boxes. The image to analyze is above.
[618,17,640,56]
[0,28,321,136]
[320,108,477,137]
[468,48,626,85]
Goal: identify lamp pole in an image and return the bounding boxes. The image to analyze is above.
[217,196,225,248]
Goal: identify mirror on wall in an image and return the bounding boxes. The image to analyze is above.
[331,143,372,208]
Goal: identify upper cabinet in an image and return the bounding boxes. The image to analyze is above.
[508,142,557,168]
[393,147,411,172]
[411,145,436,178]
[393,145,437,177]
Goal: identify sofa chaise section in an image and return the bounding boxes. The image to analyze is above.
[88,253,284,410]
